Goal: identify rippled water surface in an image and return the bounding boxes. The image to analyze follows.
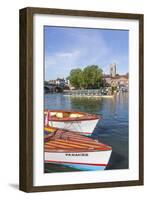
[44,93,128,172]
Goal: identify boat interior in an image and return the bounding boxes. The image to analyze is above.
[44,127,111,152]
[44,110,100,121]
[45,110,84,119]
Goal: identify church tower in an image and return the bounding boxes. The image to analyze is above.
[110,63,116,77]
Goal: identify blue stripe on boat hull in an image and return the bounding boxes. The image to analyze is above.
[57,163,106,171]
[82,134,91,137]
[62,163,106,171]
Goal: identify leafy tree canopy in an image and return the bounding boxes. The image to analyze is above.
[68,65,103,89]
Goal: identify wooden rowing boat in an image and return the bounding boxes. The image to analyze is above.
[44,127,112,171]
[44,110,101,136]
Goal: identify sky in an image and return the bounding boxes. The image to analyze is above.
[44,26,129,81]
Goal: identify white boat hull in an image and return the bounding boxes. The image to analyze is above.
[48,119,99,136]
[45,150,112,171]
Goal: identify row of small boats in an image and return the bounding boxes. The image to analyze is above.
[44,110,112,171]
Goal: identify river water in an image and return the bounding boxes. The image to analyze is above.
[44,92,128,172]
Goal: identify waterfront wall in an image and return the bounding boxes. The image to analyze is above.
[64,89,102,96]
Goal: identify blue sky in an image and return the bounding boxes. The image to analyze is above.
[44,26,128,80]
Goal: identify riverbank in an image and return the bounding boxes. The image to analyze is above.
[64,94,114,98]
[63,89,114,98]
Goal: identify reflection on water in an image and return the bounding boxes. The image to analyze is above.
[44,93,128,172]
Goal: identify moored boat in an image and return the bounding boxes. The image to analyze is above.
[44,127,112,171]
[44,110,101,136]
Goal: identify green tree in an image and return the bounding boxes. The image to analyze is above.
[83,65,103,89]
[68,65,103,89]
[69,68,83,89]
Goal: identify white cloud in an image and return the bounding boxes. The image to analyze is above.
[45,50,80,69]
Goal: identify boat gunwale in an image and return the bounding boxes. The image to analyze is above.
[44,137,112,151]
[44,109,101,122]
[44,148,112,153]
